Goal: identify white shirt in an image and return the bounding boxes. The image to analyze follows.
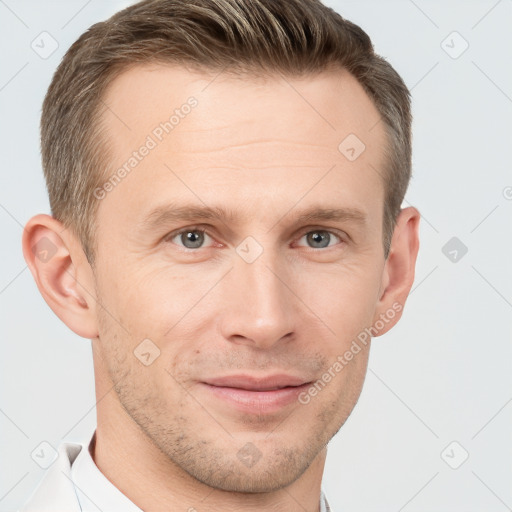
[19,426,332,511]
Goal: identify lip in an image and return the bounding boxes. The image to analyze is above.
[203,374,310,391]
[199,374,312,414]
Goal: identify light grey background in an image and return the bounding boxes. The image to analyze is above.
[1,0,511,510]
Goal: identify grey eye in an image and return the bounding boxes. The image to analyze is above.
[173,229,212,249]
[306,231,331,248]
[298,230,342,249]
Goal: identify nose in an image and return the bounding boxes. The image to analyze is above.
[218,248,296,350]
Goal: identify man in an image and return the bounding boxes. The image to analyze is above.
[20,0,419,510]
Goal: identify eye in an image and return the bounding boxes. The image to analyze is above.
[296,229,343,249]
[165,226,345,251]
[168,228,215,249]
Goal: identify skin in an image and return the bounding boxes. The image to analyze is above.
[23,64,420,511]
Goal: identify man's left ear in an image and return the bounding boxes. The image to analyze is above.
[22,214,99,339]
[372,206,420,336]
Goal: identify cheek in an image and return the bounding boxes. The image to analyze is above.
[99,266,219,380]
[296,262,381,342]
[97,262,194,331]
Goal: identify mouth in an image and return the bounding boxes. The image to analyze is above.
[199,374,313,414]
[203,373,310,391]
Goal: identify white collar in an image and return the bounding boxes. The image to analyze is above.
[70,428,142,512]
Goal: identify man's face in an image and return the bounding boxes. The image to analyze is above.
[92,64,389,491]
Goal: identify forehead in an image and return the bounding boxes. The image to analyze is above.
[100,63,385,152]
[96,63,387,230]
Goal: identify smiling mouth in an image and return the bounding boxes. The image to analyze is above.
[203,373,311,391]
[199,376,313,414]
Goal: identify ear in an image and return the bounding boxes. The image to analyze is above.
[371,206,420,336]
[22,214,99,339]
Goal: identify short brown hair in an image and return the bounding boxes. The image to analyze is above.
[41,0,411,264]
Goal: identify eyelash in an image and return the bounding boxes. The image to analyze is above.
[165,225,346,251]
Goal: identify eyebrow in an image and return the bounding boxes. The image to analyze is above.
[139,203,367,232]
